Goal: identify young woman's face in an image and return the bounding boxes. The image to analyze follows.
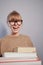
[8,15,23,34]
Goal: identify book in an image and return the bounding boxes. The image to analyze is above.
[18,47,36,53]
[3,52,37,59]
[0,57,41,65]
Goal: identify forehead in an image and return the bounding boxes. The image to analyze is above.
[9,15,22,20]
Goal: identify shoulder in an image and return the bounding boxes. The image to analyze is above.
[0,39,1,45]
[0,35,10,42]
[19,34,32,42]
[0,39,1,42]
[0,38,2,41]
[20,34,30,39]
[20,34,33,47]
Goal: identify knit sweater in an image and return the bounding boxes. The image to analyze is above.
[0,34,33,56]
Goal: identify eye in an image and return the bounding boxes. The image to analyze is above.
[10,22,14,25]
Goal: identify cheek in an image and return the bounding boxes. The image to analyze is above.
[9,25,13,30]
[17,25,22,29]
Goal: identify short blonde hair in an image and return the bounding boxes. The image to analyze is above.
[7,11,22,22]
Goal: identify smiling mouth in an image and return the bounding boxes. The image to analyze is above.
[13,27,19,29]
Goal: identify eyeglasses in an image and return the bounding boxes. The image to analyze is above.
[9,19,23,25]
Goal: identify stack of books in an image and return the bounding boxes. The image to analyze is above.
[1,47,41,65]
[3,47,37,59]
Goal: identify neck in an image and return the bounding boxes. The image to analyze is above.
[11,32,19,37]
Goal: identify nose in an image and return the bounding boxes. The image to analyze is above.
[14,22,17,26]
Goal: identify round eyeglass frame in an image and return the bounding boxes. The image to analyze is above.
[9,19,23,25]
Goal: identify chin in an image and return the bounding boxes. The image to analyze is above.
[12,31,18,34]
[11,28,20,34]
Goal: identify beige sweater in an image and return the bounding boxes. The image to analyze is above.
[0,34,33,55]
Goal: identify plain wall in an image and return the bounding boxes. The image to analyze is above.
[0,0,43,64]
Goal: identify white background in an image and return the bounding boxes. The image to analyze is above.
[0,0,43,64]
